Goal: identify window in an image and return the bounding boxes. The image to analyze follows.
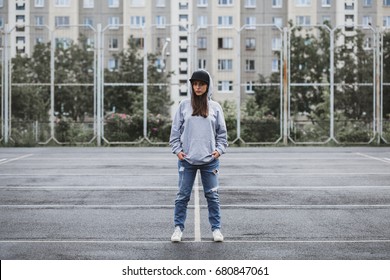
[245,38,256,50]
[246,81,254,94]
[322,16,331,24]
[108,17,120,28]
[385,0,390,6]
[35,0,44,7]
[245,17,256,29]
[345,14,354,26]
[272,58,279,72]
[16,37,26,53]
[245,0,256,7]
[156,0,165,7]
[108,58,119,71]
[245,59,255,71]
[108,0,119,7]
[272,37,281,51]
[197,15,208,27]
[156,16,166,28]
[322,0,330,6]
[295,0,311,6]
[0,17,3,28]
[179,14,188,31]
[109,37,118,50]
[383,16,390,27]
[35,37,44,44]
[55,38,72,49]
[55,16,70,27]
[179,58,188,74]
[345,2,354,10]
[131,16,145,28]
[16,2,26,10]
[179,2,188,9]
[179,14,188,24]
[364,0,372,6]
[363,16,372,27]
[218,81,233,92]
[35,16,44,26]
[218,59,233,71]
[273,17,283,28]
[86,37,94,47]
[0,0,3,7]
[198,37,207,49]
[179,81,188,96]
[132,38,144,48]
[83,17,93,27]
[364,37,372,49]
[197,0,208,6]
[296,16,311,26]
[198,59,206,69]
[272,0,282,8]
[218,37,233,49]
[218,0,233,5]
[218,16,233,27]
[131,0,145,7]
[179,36,187,52]
[83,0,94,8]
[55,0,70,6]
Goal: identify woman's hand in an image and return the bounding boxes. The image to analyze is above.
[212,150,220,159]
[177,151,186,160]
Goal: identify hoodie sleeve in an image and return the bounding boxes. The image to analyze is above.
[215,104,228,156]
[169,102,185,155]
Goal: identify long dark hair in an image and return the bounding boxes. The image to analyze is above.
[191,87,209,118]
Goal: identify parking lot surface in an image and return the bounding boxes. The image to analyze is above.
[0,147,390,259]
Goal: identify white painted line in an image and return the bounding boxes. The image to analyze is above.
[1,185,390,191]
[1,172,390,177]
[0,205,175,209]
[0,173,178,176]
[356,152,390,164]
[194,171,201,242]
[223,239,390,244]
[220,185,390,190]
[0,154,33,165]
[0,239,390,244]
[0,159,7,163]
[0,186,179,190]
[1,204,389,210]
[221,204,390,209]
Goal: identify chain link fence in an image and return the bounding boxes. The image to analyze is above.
[1,24,389,146]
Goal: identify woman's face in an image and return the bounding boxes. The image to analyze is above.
[192,80,208,96]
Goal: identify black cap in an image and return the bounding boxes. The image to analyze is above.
[189,70,210,85]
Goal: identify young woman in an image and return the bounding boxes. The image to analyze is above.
[169,69,228,242]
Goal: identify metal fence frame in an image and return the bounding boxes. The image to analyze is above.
[1,24,389,146]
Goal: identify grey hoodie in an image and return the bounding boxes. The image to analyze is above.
[169,70,228,165]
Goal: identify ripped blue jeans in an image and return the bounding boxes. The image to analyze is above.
[174,159,221,231]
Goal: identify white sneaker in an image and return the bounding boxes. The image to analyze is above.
[171,226,183,242]
[213,229,224,242]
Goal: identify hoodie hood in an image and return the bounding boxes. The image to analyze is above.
[188,69,213,100]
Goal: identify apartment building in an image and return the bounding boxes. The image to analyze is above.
[1,0,390,114]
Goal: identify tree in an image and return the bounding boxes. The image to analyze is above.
[11,42,51,122]
[103,36,173,141]
[334,29,374,123]
[54,34,95,122]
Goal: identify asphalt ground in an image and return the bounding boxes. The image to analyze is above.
[0,146,390,260]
